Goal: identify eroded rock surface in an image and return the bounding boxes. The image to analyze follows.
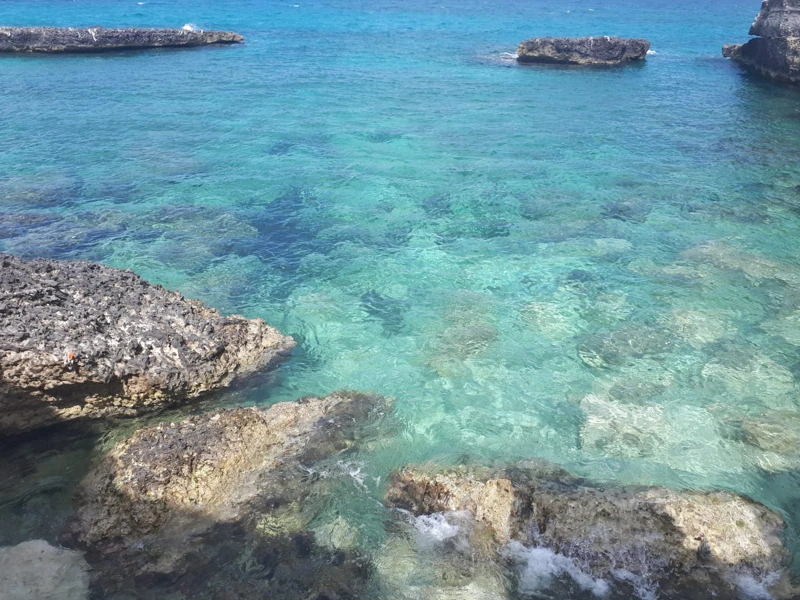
[64,391,389,598]
[725,0,800,83]
[0,539,89,600]
[385,462,795,599]
[0,27,243,53]
[0,253,295,434]
[517,36,650,65]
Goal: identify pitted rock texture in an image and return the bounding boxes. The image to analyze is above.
[386,462,796,599]
[0,253,295,434]
[0,27,243,53]
[63,392,389,598]
[516,36,650,65]
[726,0,800,83]
[750,0,800,37]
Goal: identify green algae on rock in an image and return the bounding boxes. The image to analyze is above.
[63,391,390,598]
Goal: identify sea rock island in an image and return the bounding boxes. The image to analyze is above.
[0,26,244,53]
[516,36,650,65]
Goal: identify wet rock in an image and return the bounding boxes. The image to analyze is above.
[0,26,243,53]
[725,0,800,84]
[385,462,795,599]
[0,539,89,600]
[516,36,650,66]
[0,253,295,435]
[63,391,389,597]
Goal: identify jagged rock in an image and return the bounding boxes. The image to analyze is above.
[727,37,800,83]
[0,253,295,435]
[385,462,796,599]
[0,26,243,53]
[63,391,389,598]
[0,539,89,600]
[725,0,800,83]
[750,0,800,37]
[516,36,650,65]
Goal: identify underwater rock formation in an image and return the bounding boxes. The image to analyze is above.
[0,253,295,435]
[385,462,796,599]
[0,539,89,600]
[725,0,800,83]
[0,27,243,53]
[516,36,650,65]
[63,391,389,598]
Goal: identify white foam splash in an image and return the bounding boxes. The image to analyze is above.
[182,23,201,32]
[647,49,657,55]
[411,511,473,552]
[504,541,610,598]
[732,571,781,600]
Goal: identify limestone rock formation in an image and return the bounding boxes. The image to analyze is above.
[0,253,295,434]
[0,540,89,600]
[385,462,796,599]
[725,0,800,83]
[516,36,650,65]
[0,27,243,53]
[63,391,389,598]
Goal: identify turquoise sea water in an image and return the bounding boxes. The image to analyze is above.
[3,0,800,596]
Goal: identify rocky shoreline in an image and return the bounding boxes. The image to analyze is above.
[724,0,800,83]
[0,253,294,434]
[0,27,243,53]
[516,36,650,65]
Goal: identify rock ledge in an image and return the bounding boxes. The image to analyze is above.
[0,27,243,53]
[0,253,295,434]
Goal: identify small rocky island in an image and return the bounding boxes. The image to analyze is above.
[0,27,243,53]
[0,253,294,434]
[516,36,650,65]
[724,0,800,83]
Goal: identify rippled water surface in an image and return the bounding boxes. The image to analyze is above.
[3,0,800,596]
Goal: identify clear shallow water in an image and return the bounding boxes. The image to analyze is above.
[3,0,800,596]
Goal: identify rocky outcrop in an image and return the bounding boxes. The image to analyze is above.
[516,36,650,65]
[0,27,243,53]
[0,253,295,434]
[725,0,800,83]
[0,540,89,600]
[385,462,796,599]
[63,391,389,598]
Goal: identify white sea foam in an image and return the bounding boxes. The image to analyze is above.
[411,511,473,553]
[504,541,611,597]
[647,49,657,55]
[182,23,201,32]
[732,571,781,599]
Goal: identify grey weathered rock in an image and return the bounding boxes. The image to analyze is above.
[385,462,796,599]
[63,391,389,598]
[750,0,800,37]
[516,36,650,65]
[0,540,89,600]
[0,253,295,434]
[725,0,800,83]
[727,37,800,83]
[0,26,243,53]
